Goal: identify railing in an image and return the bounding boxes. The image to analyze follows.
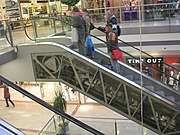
[87,2,179,23]
[24,14,72,41]
[0,19,14,47]
[39,115,157,135]
[0,75,105,135]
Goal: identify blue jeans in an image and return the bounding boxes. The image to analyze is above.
[109,52,120,74]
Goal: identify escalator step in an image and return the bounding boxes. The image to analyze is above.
[177,102,180,105]
[156,91,165,97]
[166,96,175,102]
[124,75,134,80]
[103,64,112,69]
[145,85,154,91]
[134,80,143,85]
[93,59,102,64]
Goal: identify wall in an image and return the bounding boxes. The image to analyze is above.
[0,42,66,82]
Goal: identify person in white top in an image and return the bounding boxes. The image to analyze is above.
[168,71,174,88]
[176,72,180,91]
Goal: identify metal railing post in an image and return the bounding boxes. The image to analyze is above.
[7,21,14,47]
[32,17,38,40]
[53,18,56,34]
[115,119,118,135]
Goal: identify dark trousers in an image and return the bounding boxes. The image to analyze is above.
[5,97,15,107]
[70,42,85,55]
[78,42,85,55]
[78,35,85,55]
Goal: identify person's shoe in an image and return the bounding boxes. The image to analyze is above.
[13,104,15,107]
[6,105,9,107]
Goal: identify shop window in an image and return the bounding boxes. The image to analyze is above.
[85,0,105,22]
[121,0,139,21]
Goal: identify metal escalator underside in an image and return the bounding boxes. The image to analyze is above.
[31,42,180,135]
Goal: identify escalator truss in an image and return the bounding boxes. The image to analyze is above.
[31,47,180,135]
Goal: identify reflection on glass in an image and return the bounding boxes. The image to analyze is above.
[39,115,94,135]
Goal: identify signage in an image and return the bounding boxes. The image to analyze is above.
[127,58,163,64]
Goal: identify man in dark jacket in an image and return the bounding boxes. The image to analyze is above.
[72,6,85,55]
[98,10,120,36]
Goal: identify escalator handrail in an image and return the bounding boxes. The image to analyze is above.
[24,17,36,41]
[24,16,180,83]
[3,21,12,46]
[0,123,19,135]
[94,26,180,73]
[0,75,105,135]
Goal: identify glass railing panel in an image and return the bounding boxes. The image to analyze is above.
[33,18,56,38]
[24,16,72,41]
[39,115,70,135]
[116,119,158,135]
[38,115,98,135]
[74,117,158,135]
[0,19,10,49]
[0,19,33,46]
[143,3,177,21]
[87,3,180,25]
[76,117,115,135]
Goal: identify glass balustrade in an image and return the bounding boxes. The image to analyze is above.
[39,115,158,135]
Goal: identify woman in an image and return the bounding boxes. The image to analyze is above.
[71,6,85,55]
[4,84,15,107]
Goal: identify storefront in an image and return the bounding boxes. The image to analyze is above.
[84,0,140,22]
[83,0,177,22]
[126,57,163,81]
[144,0,176,21]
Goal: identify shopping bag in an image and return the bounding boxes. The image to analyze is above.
[112,49,124,62]
[86,35,95,56]
[71,27,78,42]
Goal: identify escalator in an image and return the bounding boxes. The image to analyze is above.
[21,16,180,135]
[0,119,25,135]
[27,41,180,135]
[24,16,180,91]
